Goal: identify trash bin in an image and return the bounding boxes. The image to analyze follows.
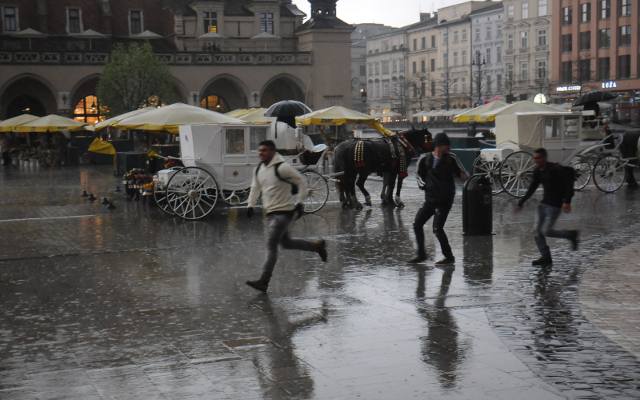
[463,175,492,236]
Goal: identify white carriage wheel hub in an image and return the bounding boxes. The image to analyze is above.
[188,189,200,200]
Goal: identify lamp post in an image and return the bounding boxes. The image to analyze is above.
[472,51,486,106]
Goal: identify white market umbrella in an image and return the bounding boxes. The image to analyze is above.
[131,30,162,40]
[72,29,107,50]
[94,107,155,131]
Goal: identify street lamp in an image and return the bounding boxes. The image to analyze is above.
[360,87,367,103]
[472,51,486,106]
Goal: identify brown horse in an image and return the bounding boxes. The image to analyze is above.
[334,128,433,209]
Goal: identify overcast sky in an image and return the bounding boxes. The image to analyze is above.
[291,0,471,27]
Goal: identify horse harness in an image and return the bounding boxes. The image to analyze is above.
[353,134,411,178]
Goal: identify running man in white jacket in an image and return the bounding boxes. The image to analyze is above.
[245,140,327,293]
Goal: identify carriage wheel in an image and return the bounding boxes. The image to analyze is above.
[499,151,535,198]
[165,167,219,220]
[472,156,504,195]
[593,155,626,194]
[302,170,329,214]
[570,157,592,191]
[153,168,183,215]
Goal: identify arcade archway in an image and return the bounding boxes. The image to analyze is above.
[1,75,57,118]
[200,76,248,113]
[261,75,305,107]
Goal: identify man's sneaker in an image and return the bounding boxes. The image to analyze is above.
[408,254,428,264]
[317,240,328,262]
[246,280,268,293]
[570,231,580,251]
[532,257,552,267]
[435,257,455,266]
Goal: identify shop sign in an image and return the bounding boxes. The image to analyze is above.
[602,80,617,89]
[556,85,581,92]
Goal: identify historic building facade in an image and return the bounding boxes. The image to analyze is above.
[405,14,438,116]
[0,0,353,121]
[502,0,551,101]
[550,0,640,122]
[470,2,504,104]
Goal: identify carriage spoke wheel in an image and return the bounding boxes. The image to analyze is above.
[570,157,593,191]
[473,156,504,195]
[593,155,626,194]
[153,168,183,215]
[165,167,219,220]
[302,170,330,214]
[499,151,535,198]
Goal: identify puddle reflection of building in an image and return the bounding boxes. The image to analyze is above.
[415,266,470,390]
[249,295,328,399]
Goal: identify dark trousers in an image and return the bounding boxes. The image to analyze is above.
[413,201,453,259]
[1,151,10,166]
[260,213,317,283]
[535,204,574,259]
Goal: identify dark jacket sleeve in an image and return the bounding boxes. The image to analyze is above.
[417,155,428,181]
[562,167,575,204]
[518,169,540,207]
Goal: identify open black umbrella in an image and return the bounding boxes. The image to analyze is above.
[264,100,312,128]
[573,91,617,107]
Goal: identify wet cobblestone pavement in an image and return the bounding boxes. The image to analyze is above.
[0,165,639,399]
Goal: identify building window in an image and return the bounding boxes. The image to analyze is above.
[2,6,17,32]
[129,10,143,35]
[520,63,529,81]
[203,11,217,33]
[486,75,492,94]
[462,50,467,65]
[431,81,436,97]
[486,48,491,64]
[73,95,107,125]
[486,26,492,40]
[360,65,366,77]
[461,30,467,41]
[66,7,82,34]
[618,26,631,47]
[598,28,610,48]
[579,31,591,50]
[497,74,502,91]
[475,28,480,41]
[538,0,548,16]
[561,61,572,82]
[430,59,435,72]
[496,46,501,62]
[580,3,591,23]
[618,55,631,79]
[600,0,610,19]
[259,12,274,34]
[597,57,610,80]
[537,60,546,80]
[520,31,528,49]
[412,61,417,74]
[382,60,390,75]
[497,26,502,38]
[453,52,458,67]
[200,95,228,112]
[537,30,547,46]
[579,60,591,82]
[507,5,514,17]
[507,33,514,50]
[431,35,436,47]
[392,60,397,74]
[453,32,458,44]
[561,34,572,52]
[619,0,631,17]
[522,1,528,19]
[562,7,572,25]
[421,59,426,73]
[413,38,417,51]
[421,36,426,49]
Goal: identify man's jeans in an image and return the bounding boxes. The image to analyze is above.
[535,203,573,259]
[260,213,317,283]
[413,201,454,259]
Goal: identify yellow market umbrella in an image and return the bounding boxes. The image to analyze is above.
[94,107,155,131]
[14,114,86,133]
[226,109,250,118]
[88,137,116,156]
[115,103,244,134]
[238,108,273,124]
[0,114,39,132]
[296,105,393,137]
[453,100,507,123]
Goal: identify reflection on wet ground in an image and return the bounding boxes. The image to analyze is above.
[0,165,639,399]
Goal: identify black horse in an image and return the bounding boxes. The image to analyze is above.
[334,128,433,209]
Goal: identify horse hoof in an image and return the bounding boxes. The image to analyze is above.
[364,201,372,207]
[355,203,363,210]
[396,202,405,209]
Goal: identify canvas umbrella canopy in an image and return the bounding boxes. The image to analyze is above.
[237,108,273,124]
[114,103,244,134]
[94,107,155,131]
[0,114,39,132]
[296,105,393,137]
[12,28,46,50]
[453,100,507,123]
[14,114,86,133]
[490,101,562,119]
[131,30,162,40]
[226,109,250,118]
[72,29,107,50]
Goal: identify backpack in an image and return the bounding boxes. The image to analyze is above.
[255,162,299,195]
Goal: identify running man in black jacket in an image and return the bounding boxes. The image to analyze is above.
[518,148,579,267]
[410,133,467,265]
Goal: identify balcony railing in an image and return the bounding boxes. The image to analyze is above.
[0,50,313,65]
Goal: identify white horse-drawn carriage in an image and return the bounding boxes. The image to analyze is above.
[473,110,627,197]
[153,123,330,220]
